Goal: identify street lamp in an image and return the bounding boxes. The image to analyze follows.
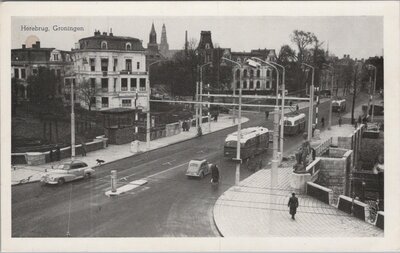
[221,57,242,186]
[267,61,286,161]
[251,57,280,106]
[366,64,377,122]
[301,63,315,141]
[199,62,213,133]
[147,60,168,150]
[323,63,334,130]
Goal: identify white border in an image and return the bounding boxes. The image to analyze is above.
[1,1,399,252]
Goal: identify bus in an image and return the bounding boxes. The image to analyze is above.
[282,112,306,135]
[332,99,346,112]
[224,127,269,160]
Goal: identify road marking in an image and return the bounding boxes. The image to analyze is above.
[105,179,148,196]
[146,162,188,179]
[162,159,175,166]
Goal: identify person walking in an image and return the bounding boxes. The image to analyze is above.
[81,141,87,157]
[49,146,54,162]
[288,193,299,220]
[55,145,61,161]
[296,104,299,112]
[321,117,325,128]
[265,110,269,120]
[338,115,342,127]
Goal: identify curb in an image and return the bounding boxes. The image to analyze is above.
[12,118,248,186]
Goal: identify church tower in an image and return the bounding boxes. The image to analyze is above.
[147,22,158,52]
[159,23,169,56]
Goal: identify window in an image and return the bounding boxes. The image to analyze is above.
[113,58,118,72]
[205,43,210,49]
[90,97,96,106]
[101,58,108,72]
[137,62,140,70]
[122,99,132,107]
[267,69,270,77]
[56,69,61,77]
[139,78,146,91]
[267,81,271,89]
[256,81,261,89]
[236,81,240,89]
[257,69,260,77]
[14,69,19,79]
[243,69,247,78]
[249,81,254,89]
[54,54,59,61]
[236,69,240,79]
[243,81,247,89]
[101,78,108,92]
[21,69,26,79]
[101,41,108,49]
[126,43,131,50]
[250,69,254,77]
[90,78,96,89]
[130,78,137,91]
[101,97,109,108]
[121,78,128,91]
[114,78,117,92]
[126,59,132,71]
[90,58,96,72]
[32,68,38,75]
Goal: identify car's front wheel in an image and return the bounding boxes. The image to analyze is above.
[57,178,65,185]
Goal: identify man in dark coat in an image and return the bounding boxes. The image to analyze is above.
[211,164,220,184]
[288,193,299,220]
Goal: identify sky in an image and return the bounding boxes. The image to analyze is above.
[12,16,383,59]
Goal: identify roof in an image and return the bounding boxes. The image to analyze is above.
[284,113,306,122]
[189,159,206,165]
[225,126,269,144]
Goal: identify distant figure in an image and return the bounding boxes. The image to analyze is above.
[321,117,325,128]
[338,115,343,127]
[211,164,220,184]
[49,147,54,162]
[296,104,299,112]
[81,141,87,157]
[288,193,299,220]
[214,114,218,122]
[289,101,293,107]
[265,110,269,120]
[55,145,61,161]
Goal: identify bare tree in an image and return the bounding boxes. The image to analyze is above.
[78,79,98,111]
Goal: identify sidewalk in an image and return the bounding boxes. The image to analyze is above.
[213,124,383,237]
[11,115,248,185]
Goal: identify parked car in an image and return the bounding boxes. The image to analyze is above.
[186,159,213,178]
[41,160,94,185]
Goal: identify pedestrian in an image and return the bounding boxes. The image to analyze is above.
[289,101,293,107]
[49,147,54,162]
[81,141,87,157]
[288,193,299,220]
[55,145,61,161]
[265,110,269,120]
[321,117,325,128]
[296,104,299,112]
[211,164,220,184]
[338,115,342,127]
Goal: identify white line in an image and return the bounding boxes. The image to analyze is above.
[146,162,189,179]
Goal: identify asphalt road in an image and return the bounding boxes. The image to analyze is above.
[12,93,367,237]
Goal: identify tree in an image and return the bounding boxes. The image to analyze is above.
[78,79,98,111]
[290,30,317,63]
[27,67,57,104]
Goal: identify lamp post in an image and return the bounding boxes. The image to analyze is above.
[199,62,213,133]
[221,57,242,186]
[147,60,167,150]
[301,63,314,141]
[252,58,280,106]
[323,63,334,130]
[268,61,285,160]
[367,64,377,122]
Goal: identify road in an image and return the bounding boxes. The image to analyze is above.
[12,93,367,237]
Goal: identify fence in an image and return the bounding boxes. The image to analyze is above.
[315,137,332,156]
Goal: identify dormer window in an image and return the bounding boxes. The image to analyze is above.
[54,54,59,61]
[101,41,108,50]
[126,43,131,51]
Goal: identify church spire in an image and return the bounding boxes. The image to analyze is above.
[149,22,157,44]
[159,23,169,56]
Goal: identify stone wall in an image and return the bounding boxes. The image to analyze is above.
[105,126,135,145]
[327,147,348,158]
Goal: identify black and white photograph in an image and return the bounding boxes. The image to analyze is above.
[1,1,399,252]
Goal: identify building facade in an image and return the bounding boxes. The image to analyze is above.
[70,30,149,111]
[232,59,274,91]
[11,41,73,100]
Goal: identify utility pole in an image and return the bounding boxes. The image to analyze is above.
[271,106,280,187]
[371,66,377,122]
[350,64,358,124]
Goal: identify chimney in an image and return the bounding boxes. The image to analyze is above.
[36,41,40,48]
[343,54,346,58]
[109,28,113,36]
[103,32,107,36]
[22,44,26,49]
[94,30,100,36]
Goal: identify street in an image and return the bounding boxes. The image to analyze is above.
[12,95,365,237]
